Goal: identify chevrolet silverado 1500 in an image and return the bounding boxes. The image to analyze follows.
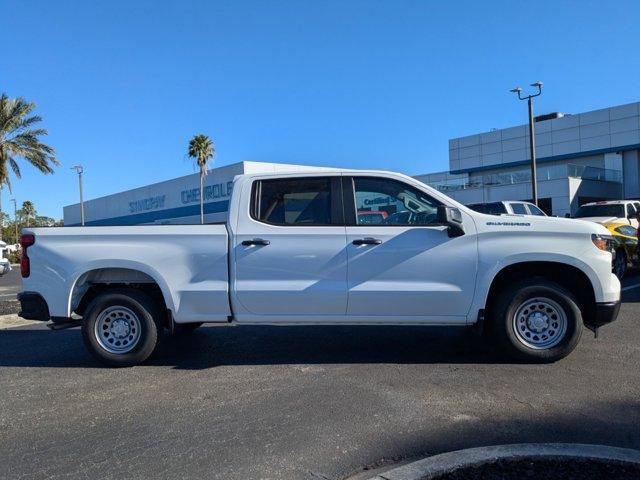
[18,170,621,366]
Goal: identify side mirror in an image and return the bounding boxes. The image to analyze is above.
[437,205,465,237]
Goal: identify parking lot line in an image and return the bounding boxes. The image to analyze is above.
[622,283,640,292]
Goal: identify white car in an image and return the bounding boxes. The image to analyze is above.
[467,201,547,216]
[0,258,11,276]
[574,200,640,228]
[18,169,620,366]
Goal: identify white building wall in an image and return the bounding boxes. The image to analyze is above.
[449,102,640,173]
[568,178,624,214]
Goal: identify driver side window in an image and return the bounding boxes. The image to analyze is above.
[352,177,442,226]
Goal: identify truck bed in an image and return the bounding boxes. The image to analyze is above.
[22,225,231,323]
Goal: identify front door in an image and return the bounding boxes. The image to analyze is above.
[233,176,348,318]
[344,176,477,321]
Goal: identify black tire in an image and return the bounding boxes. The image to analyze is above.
[174,322,204,333]
[490,278,583,363]
[81,289,162,367]
[613,249,627,280]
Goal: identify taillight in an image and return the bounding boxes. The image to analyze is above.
[19,233,35,278]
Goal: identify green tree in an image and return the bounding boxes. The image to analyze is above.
[4,219,19,245]
[187,134,215,224]
[34,215,56,227]
[21,200,35,226]
[0,94,59,240]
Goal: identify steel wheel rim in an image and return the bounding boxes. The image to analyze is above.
[94,306,142,354]
[512,297,568,350]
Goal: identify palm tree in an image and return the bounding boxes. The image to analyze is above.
[0,94,59,238]
[187,134,215,224]
[21,201,36,226]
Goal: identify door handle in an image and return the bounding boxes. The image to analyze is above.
[352,238,382,246]
[242,238,271,246]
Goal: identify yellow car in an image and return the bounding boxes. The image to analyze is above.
[604,222,638,279]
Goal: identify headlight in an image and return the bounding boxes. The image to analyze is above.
[592,233,614,252]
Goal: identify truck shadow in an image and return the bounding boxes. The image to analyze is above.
[158,325,508,370]
[0,324,507,369]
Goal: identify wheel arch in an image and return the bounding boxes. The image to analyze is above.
[68,263,175,318]
[483,260,597,326]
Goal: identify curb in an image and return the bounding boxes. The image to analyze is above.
[0,313,41,330]
[365,443,640,480]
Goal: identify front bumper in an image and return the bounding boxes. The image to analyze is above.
[585,300,621,331]
[17,292,50,321]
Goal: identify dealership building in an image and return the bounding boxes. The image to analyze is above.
[63,161,338,226]
[416,101,640,217]
[64,101,640,225]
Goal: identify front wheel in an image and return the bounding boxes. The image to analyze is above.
[82,289,162,367]
[613,249,627,280]
[490,278,583,363]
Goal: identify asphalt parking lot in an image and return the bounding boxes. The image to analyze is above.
[0,275,639,480]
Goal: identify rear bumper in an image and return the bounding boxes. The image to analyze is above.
[17,292,50,321]
[585,300,621,330]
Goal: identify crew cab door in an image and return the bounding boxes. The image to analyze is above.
[232,175,348,318]
[343,176,478,322]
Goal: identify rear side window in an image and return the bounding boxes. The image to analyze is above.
[526,204,546,216]
[252,177,341,226]
[510,203,527,214]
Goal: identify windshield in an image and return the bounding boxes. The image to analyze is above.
[574,204,625,218]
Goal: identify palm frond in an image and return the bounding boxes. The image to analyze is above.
[0,93,58,185]
[9,157,21,177]
[187,134,215,177]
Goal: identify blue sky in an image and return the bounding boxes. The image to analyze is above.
[2,0,639,218]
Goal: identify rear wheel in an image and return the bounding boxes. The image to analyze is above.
[491,278,583,363]
[613,249,627,280]
[82,289,162,367]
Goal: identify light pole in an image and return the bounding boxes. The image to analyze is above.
[510,81,543,206]
[71,165,85,226]
[11,198,17,243]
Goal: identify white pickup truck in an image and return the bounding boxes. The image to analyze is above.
[18,170,621,366]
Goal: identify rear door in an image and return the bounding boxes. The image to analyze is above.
[343,175,478,322]
[233,175,348,318]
